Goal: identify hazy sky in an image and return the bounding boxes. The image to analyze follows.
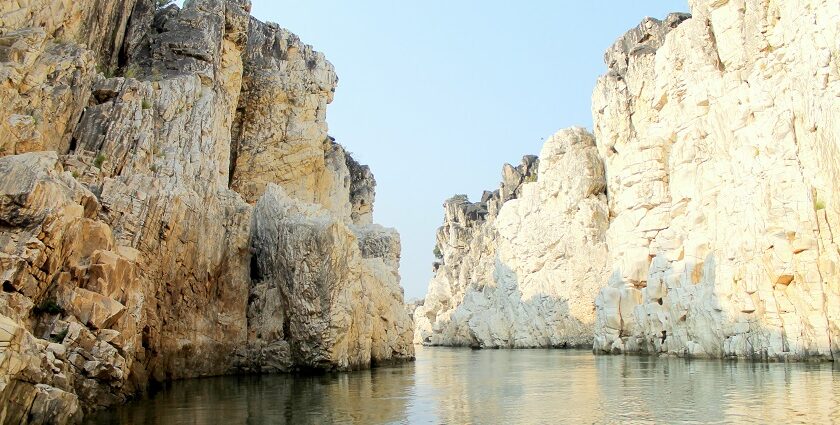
[242,1,689,299]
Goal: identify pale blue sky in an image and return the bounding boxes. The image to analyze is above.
[244,1,689,299]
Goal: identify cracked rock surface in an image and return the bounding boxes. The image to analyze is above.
[417,0,840,362]
[0,0,412,422]
[415,129,609,348]
[592,0,840,360]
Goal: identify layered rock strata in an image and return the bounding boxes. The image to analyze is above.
[415,129,610,348]
[0,0,413,422]
[592,0,840,360]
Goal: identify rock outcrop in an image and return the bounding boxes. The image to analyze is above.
[0,0,412,422]
[415,128,610,348]
[592,0,840,360]
[0,0,139,156]
[243,185,412,372]
[418,0,840,361]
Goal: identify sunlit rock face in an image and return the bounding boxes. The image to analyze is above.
[419,0,840,360]
[0,0,412,422]
[592,0,840,360]
[415,128,610,348]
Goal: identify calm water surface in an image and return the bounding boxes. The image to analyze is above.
[90,347,840,424]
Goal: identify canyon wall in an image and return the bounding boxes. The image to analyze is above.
[415,128,610,348]
[593,0,840,360]
[418,0,840,361]
[0,0,413,423]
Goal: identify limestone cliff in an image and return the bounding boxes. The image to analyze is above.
[415,129,610,348]
[0,0,413,423]
[593,0,840,360]
[418,0,840,361]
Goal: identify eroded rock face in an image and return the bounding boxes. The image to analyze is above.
[0,0,139,156]
[0,0,412,422]
[346,153,377,226]
[417,0,839,361]
[230,20,341,208]
[0,152,144,420]
[592,0,840,360]
[243,186,412,371]
[415,128,609,348]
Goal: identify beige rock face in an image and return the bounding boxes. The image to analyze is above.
[0,0,412,422]
[244,186,413,371]
[347,154,377,225]
[592,1,840,360]
[0,0,137,65]
[0,151,144,419]
[415,129,610,348]
[230,22,343,209]
[0,0,138,156]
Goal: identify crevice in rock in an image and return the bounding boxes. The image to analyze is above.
[249,254,262,282]
[705,19,726,72]
[228,103,247,189]
[91,88,120,105]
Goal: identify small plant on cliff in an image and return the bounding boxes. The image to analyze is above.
[524,174,537,183]
[97,64,116,78]
[142,98,152,110]
[815,199,827,210]
[71,171,80,179]
[123,64,140,79]
[50,328,69,343]
[94,154,106,169]
[34,299,64,316]
[433,245,443,259]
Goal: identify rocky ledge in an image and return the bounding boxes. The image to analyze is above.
[0,0,413,423]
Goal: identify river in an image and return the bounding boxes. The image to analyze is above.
[89,347,840,424]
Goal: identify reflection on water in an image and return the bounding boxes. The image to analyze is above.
[90,347,840,424]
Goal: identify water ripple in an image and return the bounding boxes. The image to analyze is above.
[90,348,840,424]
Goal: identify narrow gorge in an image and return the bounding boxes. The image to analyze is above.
[0,0,412,422]
[416,0,840,361]
[1,0,839,423]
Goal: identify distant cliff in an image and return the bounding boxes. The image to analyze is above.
[415,132,608,348]
[0,0,412,422]
[417,0,840,361]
